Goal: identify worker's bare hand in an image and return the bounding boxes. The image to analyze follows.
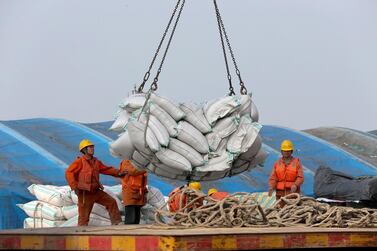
[290,184,297,193]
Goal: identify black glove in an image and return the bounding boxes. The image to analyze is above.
[74,189,79,195]
[118,171,128,177]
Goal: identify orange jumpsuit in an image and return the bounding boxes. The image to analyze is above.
[120,160,147,224]
[65,156,122,226]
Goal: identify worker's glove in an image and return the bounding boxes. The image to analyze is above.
[290,184,297,193]
[118,171,128,177]
[74,189,79,195]
[268,189,274,197]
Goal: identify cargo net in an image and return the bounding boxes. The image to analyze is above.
[109,92,267,181]
[155,189,377,228]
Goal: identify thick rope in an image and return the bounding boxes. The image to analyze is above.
[155,191,377,228]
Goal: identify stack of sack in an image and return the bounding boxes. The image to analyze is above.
[110,92,267,181]
[18,184,167,228]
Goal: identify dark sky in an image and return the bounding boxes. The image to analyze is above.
[1,0,376,131]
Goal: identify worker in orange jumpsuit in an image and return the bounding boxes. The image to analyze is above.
[207,188,230,201]
[65,139,126,226]
[268,140,304,206]
[119,159,148,224]
[168,182,202,212]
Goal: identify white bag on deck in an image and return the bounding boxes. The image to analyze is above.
[27,184,73,207]
[24,217,65,228]
[17,200,65,221]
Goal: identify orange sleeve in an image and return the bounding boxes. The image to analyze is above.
[268,161,278,190]
[65,158,81,190]
[121,160,146,176]
[98,160,120,177]
[295,159,304,186]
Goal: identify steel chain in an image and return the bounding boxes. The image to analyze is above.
[137,0,182,93]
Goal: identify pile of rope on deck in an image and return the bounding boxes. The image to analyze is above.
[155,188,377,228]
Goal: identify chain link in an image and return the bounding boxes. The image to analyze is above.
[137,0,182,93]
[150,0,186,92]
[214,0,248,95]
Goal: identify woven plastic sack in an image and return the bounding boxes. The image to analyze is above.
[206,115,239,151]
[109,131,135,159]
[149,102,178,137]
[17,201,65,221]
[119,93,146,112]
[155,148,191,171]
[176,121,209,154]
[179,103,211,133]
[27,184,73,207]
[128,120,160,154]
[204,96,240,126]
[150,93,185,121]
[109,110,131,132]
[24,217,65,228]
[168,138,205,167]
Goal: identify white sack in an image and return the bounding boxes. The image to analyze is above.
[62,205,78,219]
[251,101,259,122]
[231,149,268,175]
[24,217,65,228]
[149,102,178,137]
[155,148,192,172]
[139,113,170,147]
[150,93,185,121]
[104,185,123,200]
[227,116,262,155]
[131,151,150,168]
[204,96,240,126]
[179,103,212,133]
[206,115,239,151]
[176,121,209,154]
[27,184,73,207]
[60,214,111,227]
[169,138,205,167]
[128,120,160,154]
[109,110,131,132]
[195,151,233,173]
[18,201,65,221]
[119,93,146,112]
[109,131,135,159]
[147,186,167,210]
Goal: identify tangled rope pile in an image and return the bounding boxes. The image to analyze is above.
[155,189,377,228]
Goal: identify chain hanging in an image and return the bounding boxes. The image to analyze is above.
[150,0,186,92]
[137,0,182,93]
[213,0,248,95]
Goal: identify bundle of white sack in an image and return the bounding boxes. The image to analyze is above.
[109,92,268,181]
[17,184,167,228]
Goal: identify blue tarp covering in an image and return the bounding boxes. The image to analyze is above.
[0,119,376,230]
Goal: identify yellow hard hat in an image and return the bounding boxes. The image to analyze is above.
[208,188,218,196]
[281,140,294,151]
[188,182,201,190]
[79,139,94,151]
